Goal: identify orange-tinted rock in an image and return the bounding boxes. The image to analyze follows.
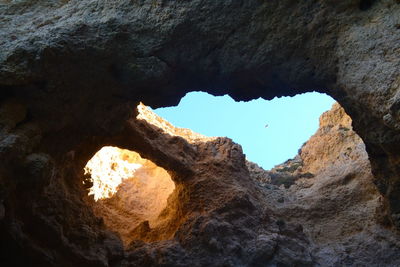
[1,1,400,264]
[249,103,398,265]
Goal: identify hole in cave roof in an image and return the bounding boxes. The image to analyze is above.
[152,91,335,170]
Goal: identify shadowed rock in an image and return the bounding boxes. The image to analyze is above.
[1,0,400,266]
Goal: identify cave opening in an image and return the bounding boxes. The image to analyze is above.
[2,1,400,264]
[154,91,335,170]
[83,146,176,246]
[78,89,376,255]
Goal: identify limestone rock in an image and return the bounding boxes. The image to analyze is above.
[249,102,400,266]
[1,0,400,222]
[1,0,400,266]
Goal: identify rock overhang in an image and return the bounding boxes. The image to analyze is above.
[1,0,400,265]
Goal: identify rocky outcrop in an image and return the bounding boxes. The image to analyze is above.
[1,1,399,223]
[1,94,400,266]
[85,146,176,246]
[248,103,367,188]
[249,103,399,266]
[1,0,400,266]
[0,101,317,266]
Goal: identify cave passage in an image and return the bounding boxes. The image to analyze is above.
[154,91,335,169]
[84,146,176,245]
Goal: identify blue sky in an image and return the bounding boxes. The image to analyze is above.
[153,92,335,170]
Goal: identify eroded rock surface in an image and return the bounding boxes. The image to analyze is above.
[1,98,399,266]
[249,103,400,266]
[1,1,399,222]
[85,146,176,246]
[1,0,400,266]
[0,101,316,266]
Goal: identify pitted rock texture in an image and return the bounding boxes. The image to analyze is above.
[249,103,400,266]
[1,0,400,266]
[1,1,399,222]
[85,146,176,246]
[0,103,315,266]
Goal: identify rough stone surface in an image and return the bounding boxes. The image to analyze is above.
[248,103,400,266]
[86,146,176,246]
[0,0,400,266]
[1,98,399,266]
[1,1,399,220]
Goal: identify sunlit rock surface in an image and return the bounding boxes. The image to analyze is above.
[248,103,400,266]
[1,0,400,266]
[85,146,175,245]
[1,98,399,266]
[1,0,400,223]
[137,103,216,144]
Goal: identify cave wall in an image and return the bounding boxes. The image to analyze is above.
[247,102,399,265]
[0,98,319,266]
[0,0,400,265]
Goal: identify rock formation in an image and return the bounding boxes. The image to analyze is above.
[0,100,317,266]
[85,146,176,246]
[1,97,399,266]
[1,0,400,266]
[248,103,400,266]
